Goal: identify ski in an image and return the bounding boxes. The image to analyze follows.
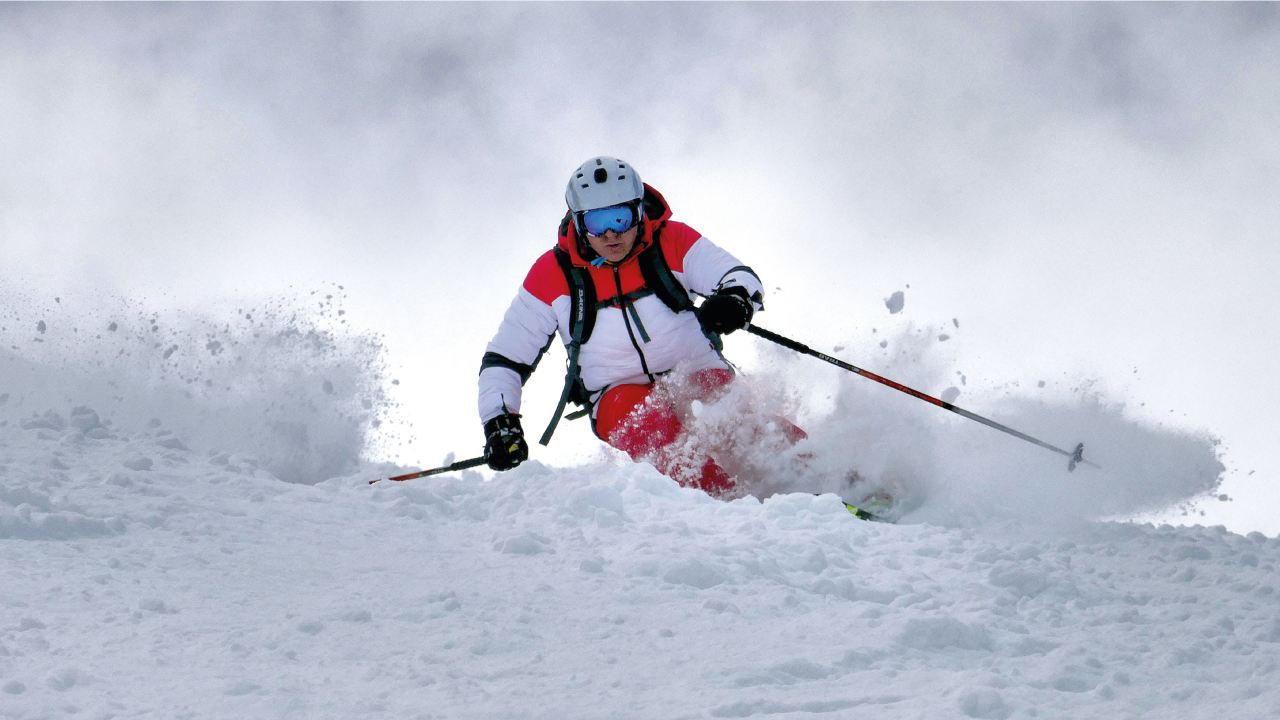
[841,487,901,522]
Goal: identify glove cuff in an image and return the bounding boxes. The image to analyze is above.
[484,413,523,437]
[717,285,753,304]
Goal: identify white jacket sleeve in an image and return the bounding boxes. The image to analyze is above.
[478,286,560,424]
[679,236,765,311]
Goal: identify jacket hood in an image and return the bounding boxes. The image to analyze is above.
[557,183,674,267]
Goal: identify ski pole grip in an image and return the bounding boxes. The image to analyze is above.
[746,324,812,355]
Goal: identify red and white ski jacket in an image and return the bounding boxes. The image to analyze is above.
[478,185,764,424]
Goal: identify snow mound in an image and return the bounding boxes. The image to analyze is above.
[0,506,121,541]
[1,440,1277,717]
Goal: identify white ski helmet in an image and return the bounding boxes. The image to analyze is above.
[565,156,643,216]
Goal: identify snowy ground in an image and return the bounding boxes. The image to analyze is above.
[0,294,1268,719]
[3,412,1277,719]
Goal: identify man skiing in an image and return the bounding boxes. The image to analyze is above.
[477,156,799,497]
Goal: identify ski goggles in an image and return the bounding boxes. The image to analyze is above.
[581,204,637,236]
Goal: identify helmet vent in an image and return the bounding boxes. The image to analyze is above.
[565,156,642,214]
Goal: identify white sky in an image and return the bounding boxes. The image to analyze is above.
[2,4,1278,533]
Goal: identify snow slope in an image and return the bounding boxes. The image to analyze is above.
[2,296,1272,719]
[3,419,1277,719]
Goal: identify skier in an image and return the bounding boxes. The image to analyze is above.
[477,156,802,497]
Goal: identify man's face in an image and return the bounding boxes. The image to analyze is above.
[585,225,638,264]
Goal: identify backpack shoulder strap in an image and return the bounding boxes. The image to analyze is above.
[541,248,597,446]
[637,225,695,314]
[552,247,597,344]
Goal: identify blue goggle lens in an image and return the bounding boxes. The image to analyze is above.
[582,205,635,236]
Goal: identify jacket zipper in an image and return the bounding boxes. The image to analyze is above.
[612,265,655,382]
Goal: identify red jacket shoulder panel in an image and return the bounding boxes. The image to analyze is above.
[656,221,702,274]
[522,250,570,306]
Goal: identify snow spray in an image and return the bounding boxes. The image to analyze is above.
[0,286,396,484]
[686,325,1223,530]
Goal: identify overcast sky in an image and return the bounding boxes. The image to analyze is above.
[3,4,1278,532]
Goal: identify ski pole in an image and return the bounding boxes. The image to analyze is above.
[746,324,1099,472]
[368,456,487,485]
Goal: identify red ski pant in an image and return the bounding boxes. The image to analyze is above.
[593,369,805,497]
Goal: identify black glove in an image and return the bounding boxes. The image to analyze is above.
[696,286,755,335]
[483,413,528,471]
